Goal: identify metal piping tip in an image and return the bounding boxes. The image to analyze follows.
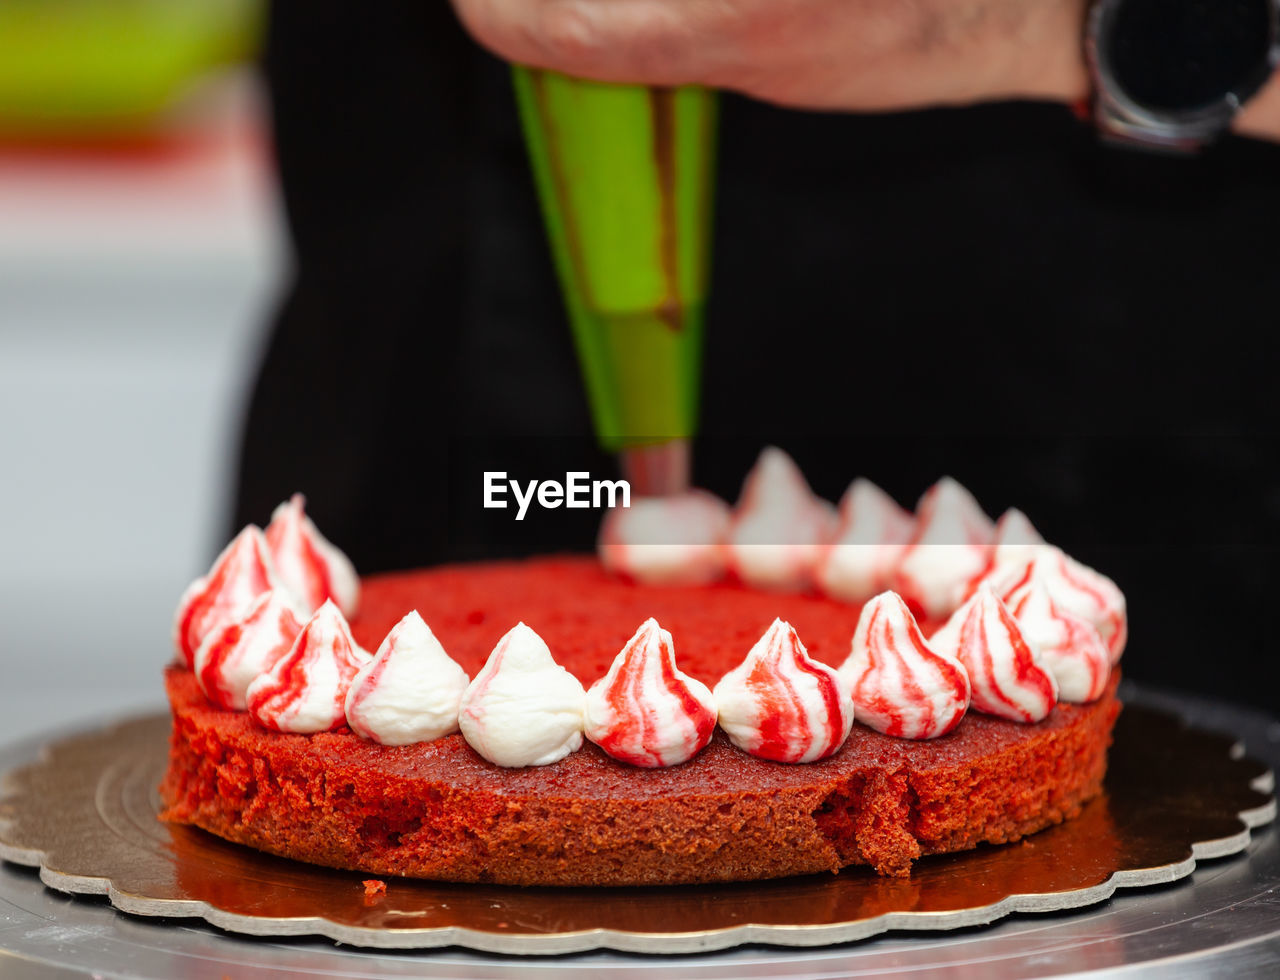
[619,440,691,497]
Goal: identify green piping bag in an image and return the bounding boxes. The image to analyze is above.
[512,68,716,478]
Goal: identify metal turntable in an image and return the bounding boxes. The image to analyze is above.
[1,681,1277,978]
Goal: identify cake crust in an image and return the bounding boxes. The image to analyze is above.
[161,557,1119,885]
[161,585,1118,885]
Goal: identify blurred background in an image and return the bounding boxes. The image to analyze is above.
[1,1,1276,738]
[0,0,282,734]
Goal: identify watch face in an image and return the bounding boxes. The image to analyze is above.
[1103,0,1276,114]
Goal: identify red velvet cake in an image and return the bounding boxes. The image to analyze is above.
[161,556,1120,885]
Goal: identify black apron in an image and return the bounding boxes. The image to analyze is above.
[233,0,1279,710]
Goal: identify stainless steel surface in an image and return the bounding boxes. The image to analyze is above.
[1,684,1278,976]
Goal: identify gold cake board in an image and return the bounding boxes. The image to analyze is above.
[0,703,1274,955]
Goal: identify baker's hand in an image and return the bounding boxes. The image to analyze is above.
[448,0,1090,110]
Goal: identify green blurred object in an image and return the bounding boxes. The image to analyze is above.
[0,0,261,136]
[512,67,717,453]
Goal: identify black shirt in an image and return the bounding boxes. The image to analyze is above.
[234,1,1279,710]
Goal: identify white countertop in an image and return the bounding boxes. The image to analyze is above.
[0,72,285,745]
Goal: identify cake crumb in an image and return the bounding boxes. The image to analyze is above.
[362,878,387,904]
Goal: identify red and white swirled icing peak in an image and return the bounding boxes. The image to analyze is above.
[458,623,586,768]
[173,526,280,669]
[598,490,731,586]
[1007,580,1110,703]
[992,508,1045,569]
[583,618,717,767]
[265,494,360,617]
[929,585,1057,722]
[345,611,470,746]
[891,477,995,620]
[839,592,971,739]
[980,545,1127,662]
[713,619,852,763]
[816,478,915,603]
[246,600,371,733]
[727,447,838,591]
[194,590,303,711]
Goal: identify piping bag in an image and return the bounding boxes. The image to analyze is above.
[512,68,716,496]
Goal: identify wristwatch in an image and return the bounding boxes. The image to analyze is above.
[1085,0,1280,151]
